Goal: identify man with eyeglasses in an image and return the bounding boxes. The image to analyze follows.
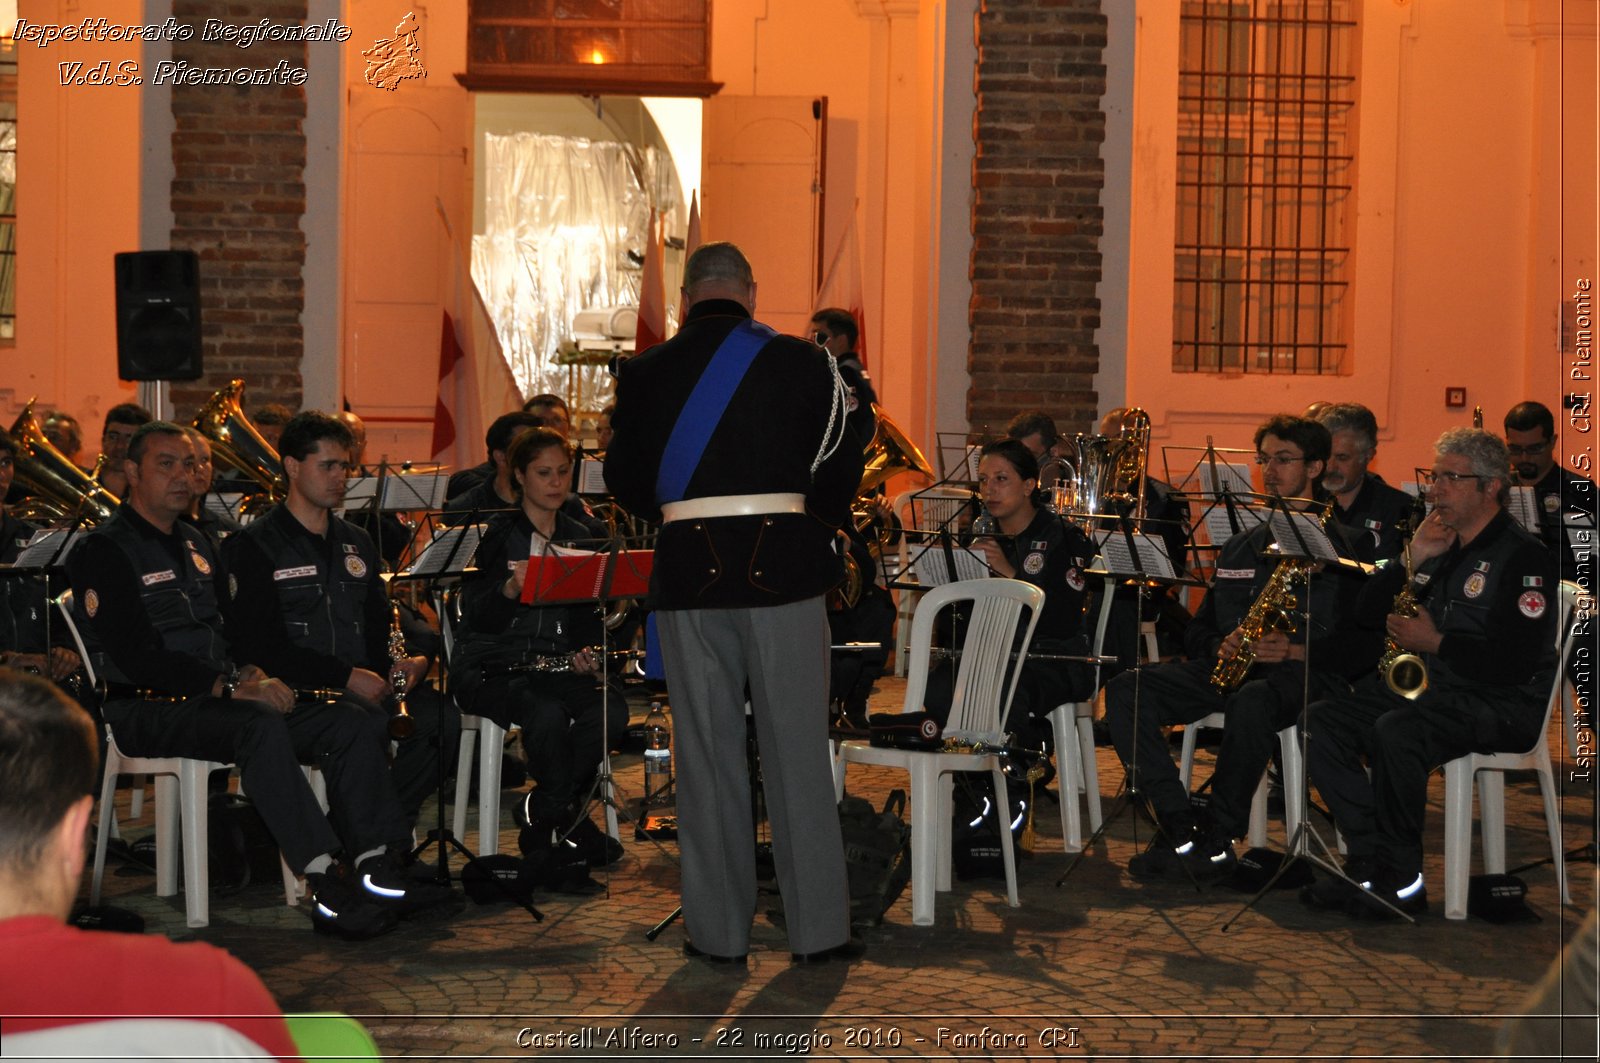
[1304,428,1558,918]
[1504,401,1595,574]
[1105,415,1381,883]
[1311,403,1416,563]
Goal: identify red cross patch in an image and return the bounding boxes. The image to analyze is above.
[1518,590,1547,619]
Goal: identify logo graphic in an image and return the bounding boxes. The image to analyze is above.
[363,12,425,91]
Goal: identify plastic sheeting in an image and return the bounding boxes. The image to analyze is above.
[472,131,681,415]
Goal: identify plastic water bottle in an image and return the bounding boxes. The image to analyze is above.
[643,701,672,806]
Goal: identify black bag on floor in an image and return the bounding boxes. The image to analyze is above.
[208,792,281,893]
[950,772,1029,881]
[839,789,912,928]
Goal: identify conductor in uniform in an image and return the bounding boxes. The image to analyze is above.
[606,241,866,966]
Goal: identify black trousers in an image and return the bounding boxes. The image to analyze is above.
[1105,657,1345,835]
[103,694,412,871]
[467,672,628,821]
[1307,674,1546,878]
[326,686,461,824]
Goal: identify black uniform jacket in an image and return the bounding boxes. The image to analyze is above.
[605,300,864,610]
[1187,513,1381,682]
[223,503,390,689]
[68,504,232,696]
[1334,473,1416,564]
[1358,508,1558,723]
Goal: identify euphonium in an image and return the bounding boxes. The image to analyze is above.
[835,405,934,608]
[1111,407,1152,515]
[191,379,284,509]
[1377,543,1429,699]
[7,400,120,523]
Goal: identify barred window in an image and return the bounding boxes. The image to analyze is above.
[0,32,15,341]
[1173,1,1357,374]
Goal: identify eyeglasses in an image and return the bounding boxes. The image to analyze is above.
[1422,470,1483,486]
[1505,440,1553,457]
[1254,454,1306,467]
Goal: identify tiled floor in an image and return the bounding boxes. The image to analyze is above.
[79,677,1598,1060]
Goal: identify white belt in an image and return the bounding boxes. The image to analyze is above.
[660,493,806,523]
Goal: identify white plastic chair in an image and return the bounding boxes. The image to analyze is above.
[891,486,979,677]
[1177,713,1300,848]
[63,592,300,926]
[1441,581,1583,920]
[437,591,619,857]
[1048,575,1115,853]
[839,578,1044,925]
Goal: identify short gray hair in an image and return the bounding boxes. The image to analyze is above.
[683,242,753,292]
[1315,403,1379,454]
[1435,427,1510,504]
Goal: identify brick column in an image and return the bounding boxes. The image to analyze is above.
[168,1,308,415]
[969,0,1107,436]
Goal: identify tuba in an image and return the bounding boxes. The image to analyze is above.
[7,400,120,523]
[190,379,284,509]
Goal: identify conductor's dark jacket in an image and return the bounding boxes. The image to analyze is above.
[605,299,864,610]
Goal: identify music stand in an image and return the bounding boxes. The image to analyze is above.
[1218,495,1414,927]
[392,510,545,922]
[1057,511,1209,887]
[518,532,679,888]
[4,521,91,683]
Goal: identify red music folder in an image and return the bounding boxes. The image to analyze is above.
[520,548,654,604]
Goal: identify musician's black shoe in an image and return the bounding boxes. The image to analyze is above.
[565,815,625,868]
[1299,855,1380,913]
[307,870,399,940]
[1353,866,1427,919]
[1128,820,1235,884]
[357,851,457,917]
[683,940,748,968]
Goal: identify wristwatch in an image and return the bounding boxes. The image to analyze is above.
[221,666,240,700]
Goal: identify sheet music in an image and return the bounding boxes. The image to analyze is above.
[1201,503,1265,545]
[1095,530,1175,578]
[401,524,483,576]
[911,544,990,586]
[344,473,450,512]
[203,492,247,522]
[577,458,608,495]
[1197,461,1254,498]
[14,528,86,569]
[1505,485,1540,535]
[1268,510,1341,562]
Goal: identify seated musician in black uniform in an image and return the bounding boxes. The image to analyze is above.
[924,439,1096,748]
[1305,428,1558,916]
[68,422,441,939]
[0,430,82,688]
[443,412,545,524]
[223,412,461,826]
[1104,414,1381,882]
[453,427,625,867]
[1311,403,1416,559]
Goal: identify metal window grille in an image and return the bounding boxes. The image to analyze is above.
[1173,1,1357,374]
[0,35,15,342]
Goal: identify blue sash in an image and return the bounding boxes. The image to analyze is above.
[654,319,777,505]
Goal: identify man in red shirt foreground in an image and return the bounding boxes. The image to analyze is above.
[0,671,300,1060]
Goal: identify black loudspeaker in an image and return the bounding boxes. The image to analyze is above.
[114,250,203,381]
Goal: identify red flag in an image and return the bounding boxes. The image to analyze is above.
[635,209,666,352]
[431,312,465,459]
[817,205,867,369]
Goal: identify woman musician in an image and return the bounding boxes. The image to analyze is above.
[926,439,1098,749]
[454,428,627,867]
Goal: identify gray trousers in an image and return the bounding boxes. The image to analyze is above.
[657,597,850,956]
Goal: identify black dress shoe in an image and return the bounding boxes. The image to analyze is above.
[790,935,866,965]
[683,940,747,967]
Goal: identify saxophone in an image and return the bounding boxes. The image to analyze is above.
[1209,506,1331,692]
[1377,542,1429,699]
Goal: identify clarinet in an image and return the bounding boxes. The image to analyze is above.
[385,603,416,739]
[482,647,643,679]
